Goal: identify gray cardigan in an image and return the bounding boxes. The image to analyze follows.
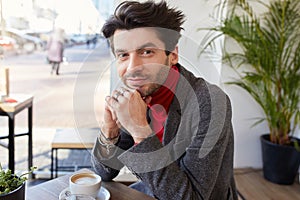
[92,64,238,200]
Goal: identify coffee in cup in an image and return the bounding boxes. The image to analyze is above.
[69,173,101,198]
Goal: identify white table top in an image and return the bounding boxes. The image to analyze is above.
[0,94,33,113]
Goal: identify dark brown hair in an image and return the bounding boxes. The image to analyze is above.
[102,0,185,54]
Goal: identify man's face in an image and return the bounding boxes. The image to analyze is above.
[112,28,178,97]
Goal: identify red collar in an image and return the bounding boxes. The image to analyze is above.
[148,65,180,142]
[148,65,179,111]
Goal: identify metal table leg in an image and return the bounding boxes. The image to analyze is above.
[8,115,15,174]
[51,148,54,179]
[55,148,58,178]
[28,105,33,178]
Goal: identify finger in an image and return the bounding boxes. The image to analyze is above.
[105,96,116,107]
[104,110,116,123]
[113,88,127,102]
[133,90,143,99]
[116,88,132,103]
[104,100,116,121]
[111,90,121,101]
[120,87,131,94]
[114,93,121,101]
[105,96,118,120]
[121,88,132,98]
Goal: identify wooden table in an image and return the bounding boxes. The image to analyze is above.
[0,94,33,174]
[51,128,98,178]
[26,169,156,200]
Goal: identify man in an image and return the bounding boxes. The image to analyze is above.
[92,1,238,199]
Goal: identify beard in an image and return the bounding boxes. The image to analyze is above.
[122,59,170,97]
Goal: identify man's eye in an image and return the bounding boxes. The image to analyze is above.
[117,53,128,59]
[141,49,154,55]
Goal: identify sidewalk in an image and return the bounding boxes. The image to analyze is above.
[0,40,112,178]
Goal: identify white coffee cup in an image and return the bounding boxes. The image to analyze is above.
[69,173,102,198]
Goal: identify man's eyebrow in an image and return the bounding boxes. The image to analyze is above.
[115,42,159,54]
[137,42,158,50]
[114,48,126,54]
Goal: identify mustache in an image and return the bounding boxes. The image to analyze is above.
[124,72,148,79]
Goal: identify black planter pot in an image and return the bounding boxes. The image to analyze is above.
[260,134,300,185]
[0,182,25,200]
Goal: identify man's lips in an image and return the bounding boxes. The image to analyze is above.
[126,78,148,86]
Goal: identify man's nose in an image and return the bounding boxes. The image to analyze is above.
[127,54,142,72]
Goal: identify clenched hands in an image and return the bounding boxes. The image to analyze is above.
[101,88,153,144]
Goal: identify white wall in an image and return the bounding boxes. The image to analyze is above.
[167,0,266,168]
[109,0,269,168]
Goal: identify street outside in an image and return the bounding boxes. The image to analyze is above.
[0,39,112,175]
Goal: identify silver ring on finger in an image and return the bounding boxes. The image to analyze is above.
[121,88,130,96]
[113,92,121,100]
[120,88,126,95]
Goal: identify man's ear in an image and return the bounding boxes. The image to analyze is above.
[169,46,179,65]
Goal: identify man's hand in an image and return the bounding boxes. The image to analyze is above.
[106,88,153,143]
[101,99,120,141]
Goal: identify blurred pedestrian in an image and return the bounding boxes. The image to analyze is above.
[47,28,65,75]
[86,38,90,49]
[92,35,98,48]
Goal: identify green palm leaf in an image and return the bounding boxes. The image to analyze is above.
[199,0,300,145]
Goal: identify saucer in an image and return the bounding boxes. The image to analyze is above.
[59,186,110,200]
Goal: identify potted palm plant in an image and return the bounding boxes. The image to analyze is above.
[199,0,300,185]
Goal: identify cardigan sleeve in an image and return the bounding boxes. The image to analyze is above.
[91,130,134,181]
